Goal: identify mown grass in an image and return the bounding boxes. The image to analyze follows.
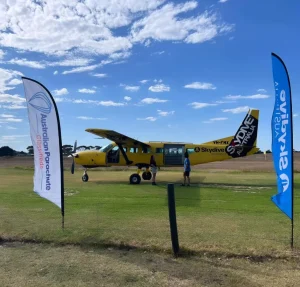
[1,168,300,286]
[0,168,299,256]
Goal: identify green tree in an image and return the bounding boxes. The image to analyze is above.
[62,144,73,155]
[27,145,34,154]
[0,146,17,157]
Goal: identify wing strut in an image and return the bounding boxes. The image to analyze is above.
[117,143,133,165]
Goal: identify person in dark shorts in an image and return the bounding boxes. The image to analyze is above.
[181,151,191,186]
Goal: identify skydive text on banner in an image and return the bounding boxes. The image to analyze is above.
[271,53,293,219]
[22,77,63,209]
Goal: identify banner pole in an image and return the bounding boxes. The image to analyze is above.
[270,53,294,249]
[22,76,65,228]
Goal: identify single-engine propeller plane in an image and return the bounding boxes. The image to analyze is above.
[69,109,260,184]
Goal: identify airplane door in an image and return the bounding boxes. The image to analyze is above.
[163,144,185,166]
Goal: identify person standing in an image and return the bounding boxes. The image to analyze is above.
[150,155,157,185]
[181,152,191,186]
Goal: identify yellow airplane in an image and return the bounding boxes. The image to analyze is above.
[70,109,259,184]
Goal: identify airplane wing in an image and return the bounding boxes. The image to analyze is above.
[85,128,150,147]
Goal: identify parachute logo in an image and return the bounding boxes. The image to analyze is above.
[279,173,289,192]
[29,92,52,114]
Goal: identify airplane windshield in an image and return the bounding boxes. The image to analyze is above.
[99,143,114,152]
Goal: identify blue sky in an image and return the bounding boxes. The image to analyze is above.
[0,0,300,152]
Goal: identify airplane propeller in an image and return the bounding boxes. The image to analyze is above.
[69,140,77,174]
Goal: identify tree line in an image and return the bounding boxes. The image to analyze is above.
[0,145,102,157]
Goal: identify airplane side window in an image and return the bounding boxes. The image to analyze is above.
[130,147,138,153]
[156,148,163,153]
[186,148,195,153]
[142,147,150,153]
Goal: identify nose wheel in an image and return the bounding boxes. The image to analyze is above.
[82,170,89,182]
[129,173,141,184]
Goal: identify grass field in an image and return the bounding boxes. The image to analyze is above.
[1,166,300,286]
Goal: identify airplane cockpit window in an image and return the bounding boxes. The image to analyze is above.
[186,148,195,153]
[99,144,114,152]
[156,148,164,153]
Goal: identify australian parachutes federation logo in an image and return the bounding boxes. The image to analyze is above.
[29,91,53,191]
[29,92,52,114]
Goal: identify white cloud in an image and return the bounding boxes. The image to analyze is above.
[124,96,132,101]
[157,110,175,116]
[62,65,99,75]
[188,102,217,109]
[7,126,17,129]
[0,68,24,93]
[1,104,26,109]
[131,1,233,45]
[152,51,165,55]
[0,1,232,75]
[219,0,228,3]
[222,106,252,114]
[54,71,58,75]
[1,135,28,141]
[225,94,269,100]
[0,94,25,104]
[0,49,5,60]
[137,117,157,121]
[149,84,170,92]
[293,114,298,117]
[54,97,67,103]
[7,78,22,86]
[4,118,23,122]
[214,100,236,104]
[72,99,125,106]
[77,116,107,120]
[140,79,149,84]
[7,58,46,69]
[92,73,107,78]
[78,88,96,94]
[140,98,168,104]
[257,89,267,93]
[48,58,94,67]
[124,85,140,92]
[0,114,23,123]
[98,101,125,106]
[204,117,228,123]
[184,82,216,90]
[52,88,69,96]
[0,114,14,118]
[210,117,228,121]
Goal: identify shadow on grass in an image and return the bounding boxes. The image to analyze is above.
[0,235,295,262]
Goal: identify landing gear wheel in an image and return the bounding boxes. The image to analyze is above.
[142,171,152,180]
[82,174,89,182]
[130,173,141,184]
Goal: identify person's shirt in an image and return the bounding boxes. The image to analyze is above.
[184,158,191,171]
[150,157,157,167]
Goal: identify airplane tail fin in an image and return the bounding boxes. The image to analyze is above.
[225,109,259,158]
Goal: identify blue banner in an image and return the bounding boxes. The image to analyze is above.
[271,53,293,219]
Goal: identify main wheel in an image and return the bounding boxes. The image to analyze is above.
[82,174,89,182]
[142,171,152,180]
[130,173,141,184]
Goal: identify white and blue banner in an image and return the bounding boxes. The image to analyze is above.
[271,53,293,220]
[22,77,64,211]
